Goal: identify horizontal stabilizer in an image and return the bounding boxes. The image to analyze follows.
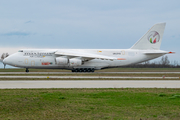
[144,51,175,55]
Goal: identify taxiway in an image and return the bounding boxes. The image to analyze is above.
[0,76,179,79]
[0,80,180,89]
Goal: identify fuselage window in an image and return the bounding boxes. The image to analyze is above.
[18,50,23,52]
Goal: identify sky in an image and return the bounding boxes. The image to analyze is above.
[0,0,180,68]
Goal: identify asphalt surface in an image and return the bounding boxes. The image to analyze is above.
[0,76,179,79]
[0,72,180,74]
[0,80,180,88]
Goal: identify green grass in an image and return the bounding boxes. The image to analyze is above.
[1,68,180,72]
[1,88,180,119]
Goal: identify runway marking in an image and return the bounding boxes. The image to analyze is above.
[1,80,180,89]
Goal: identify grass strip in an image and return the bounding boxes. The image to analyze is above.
[0,88,180,119]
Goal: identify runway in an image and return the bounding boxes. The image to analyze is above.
[0,72,180,74]
[0,76,179,79]
[0,80,180,88]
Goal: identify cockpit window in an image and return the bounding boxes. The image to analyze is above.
[18,50,23,52]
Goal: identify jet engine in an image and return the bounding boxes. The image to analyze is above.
[56,57,68,65]
[69,59,82,66]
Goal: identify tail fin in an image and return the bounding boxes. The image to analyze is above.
[131,23,166,50]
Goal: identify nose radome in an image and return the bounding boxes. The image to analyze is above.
[3,57,10,64]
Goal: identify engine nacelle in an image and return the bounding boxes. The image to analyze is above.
[56,57,68,65]
[69,59,82,66]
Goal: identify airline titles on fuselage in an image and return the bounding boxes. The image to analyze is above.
[23,52,53,58]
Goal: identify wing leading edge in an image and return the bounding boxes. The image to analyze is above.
[55,51,117,60]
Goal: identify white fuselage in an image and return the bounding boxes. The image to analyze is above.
[3,49,164,70]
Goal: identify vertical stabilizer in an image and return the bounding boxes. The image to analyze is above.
[131,23,166,50]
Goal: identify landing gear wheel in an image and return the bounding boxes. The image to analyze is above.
[25,68,29,73]
[79,69,83,72]
[87,68,91,72]
[83,69,87,72]
[71,68,95,73]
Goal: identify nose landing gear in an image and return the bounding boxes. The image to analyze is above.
[72,68,95,73]
[25,68,29,73]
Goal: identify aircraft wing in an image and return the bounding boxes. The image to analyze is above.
[55,51,117,60]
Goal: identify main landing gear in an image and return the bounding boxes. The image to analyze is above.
[72,68,95,72]
[25,68,29,73]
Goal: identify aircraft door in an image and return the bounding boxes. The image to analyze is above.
[24,58,30,67]
[31,61,35,66]
[24,59,28,64]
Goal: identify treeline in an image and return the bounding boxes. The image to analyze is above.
[123,56,180,68]
[1,53,9,60]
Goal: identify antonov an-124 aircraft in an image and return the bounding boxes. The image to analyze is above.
[2,23,174,72]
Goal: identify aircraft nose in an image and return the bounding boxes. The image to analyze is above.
[3,57,11,65]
